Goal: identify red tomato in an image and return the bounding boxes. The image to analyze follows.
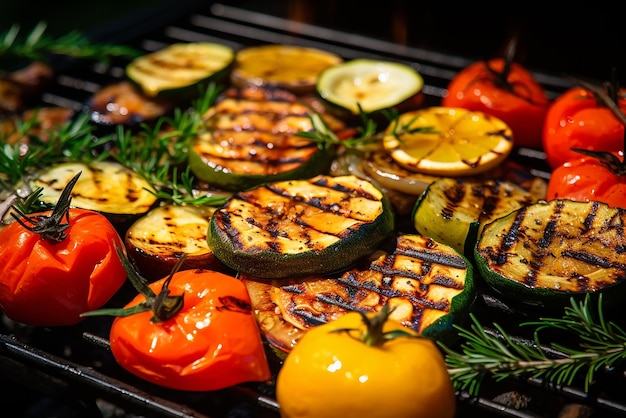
[0,208,127,326]
[442,58,550,149]
[108,268,271,391]
[546,156,626,209]
[542,86,626,169]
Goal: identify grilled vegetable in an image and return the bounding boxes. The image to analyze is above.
[242,233,474,352]
[208,174,395,279]
[275,304,456,418]
[316,58,424,117]
[413,177,542,255]
[475,199,626,312]
[0,172,127,327]
[28,161,157,228]
[230,44,343,94]
[188,86,341,191]
[125,204,232,281]
[126,42,234,100]
[86,80,174,126]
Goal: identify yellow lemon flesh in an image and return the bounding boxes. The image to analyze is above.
[383,106,514,177]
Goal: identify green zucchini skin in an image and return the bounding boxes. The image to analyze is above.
[208,175,395,279]
[475,199,626,313]
[126,42,235,101]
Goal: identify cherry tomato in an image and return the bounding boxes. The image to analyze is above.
[546,156,626,209]
[276,306,456,418]
[542,86,626,169]
[0,207,127,327]
[106,268,271,391]
[442,58,550,149]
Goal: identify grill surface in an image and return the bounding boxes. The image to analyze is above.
[2,2,626,417]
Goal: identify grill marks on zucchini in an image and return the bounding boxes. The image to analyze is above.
[242,234,474,352]
[476,200,626,306]
[208,175,395,279]
[189,87,339,191]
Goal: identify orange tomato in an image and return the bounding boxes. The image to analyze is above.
[542,86,626,169]
[108,268,271,391]
[0,208,127,326]
[442,58,550,149]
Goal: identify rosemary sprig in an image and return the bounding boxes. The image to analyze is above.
[111,84,226,206]
[441,295,626,396]
[0,22,140,66]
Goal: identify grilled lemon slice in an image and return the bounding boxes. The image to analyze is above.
[383,106,514,177]
[230,44,343,94]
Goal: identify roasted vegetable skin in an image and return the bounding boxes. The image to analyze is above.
[475,199,626,312]
[208,175,395,279]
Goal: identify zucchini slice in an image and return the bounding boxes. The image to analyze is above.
[29,161,157,228]
[208,174,395,279]
[126,42,235,100]
[413,177,540,256]
[475,199,626,312]
[125,204,233,281]
[230,44,343,94]
[316,58,424,115]
[242,233,475,352]
[188,86,339,191]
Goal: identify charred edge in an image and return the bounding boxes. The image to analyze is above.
[309,176,379,201]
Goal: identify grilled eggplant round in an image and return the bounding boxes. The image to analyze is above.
[242,233,475,352]
[208,174,395,279]
[475,199,626,312]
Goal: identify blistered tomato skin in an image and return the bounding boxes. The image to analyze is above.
[276,311,456,418]
[546,156,626,209]
[108,269,271,392]
[0,208,127,327]
[442,58,550,149]
[542,87,626,169]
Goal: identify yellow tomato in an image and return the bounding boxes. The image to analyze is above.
[275,308,456,418]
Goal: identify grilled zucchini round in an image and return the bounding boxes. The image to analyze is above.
[208,175,395,279]
[126,42,235,100]
[475,199,626,312]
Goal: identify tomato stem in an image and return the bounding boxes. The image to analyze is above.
[10,171,81,243]
[331,303,418,347]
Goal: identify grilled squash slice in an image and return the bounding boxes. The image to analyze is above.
[125,204,232,281]
[208,174,395,279]
[230,44,343,94]
[188,86,341,191]
[413,177,543,255]
[475,199,626,312]
[126,42,234,100]
[29,161,157,228]
[242,233,475,352]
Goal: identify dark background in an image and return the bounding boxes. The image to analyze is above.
[2,0,624,82]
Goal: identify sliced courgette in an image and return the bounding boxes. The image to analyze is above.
[242,233,474,352]
[413,178,540,256]
[316,58,424,116]
[125,204,233,281]
[208,174,395,279]
[126,42,235,100]
[188,86,339,191]
[29,161,157,228]
[475,199,626,312]
[230,44,343,94]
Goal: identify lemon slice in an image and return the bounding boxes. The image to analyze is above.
[382,106,514,176]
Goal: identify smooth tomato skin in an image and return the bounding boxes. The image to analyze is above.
[0,208,127,327]
[546,156,626,209]
[109,269,271,391]
[542,87,626,169]
[276,312,456,418]
[442,58,550,149]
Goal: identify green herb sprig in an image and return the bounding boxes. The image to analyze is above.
[0,22,140,66]
[441,295,626,396]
